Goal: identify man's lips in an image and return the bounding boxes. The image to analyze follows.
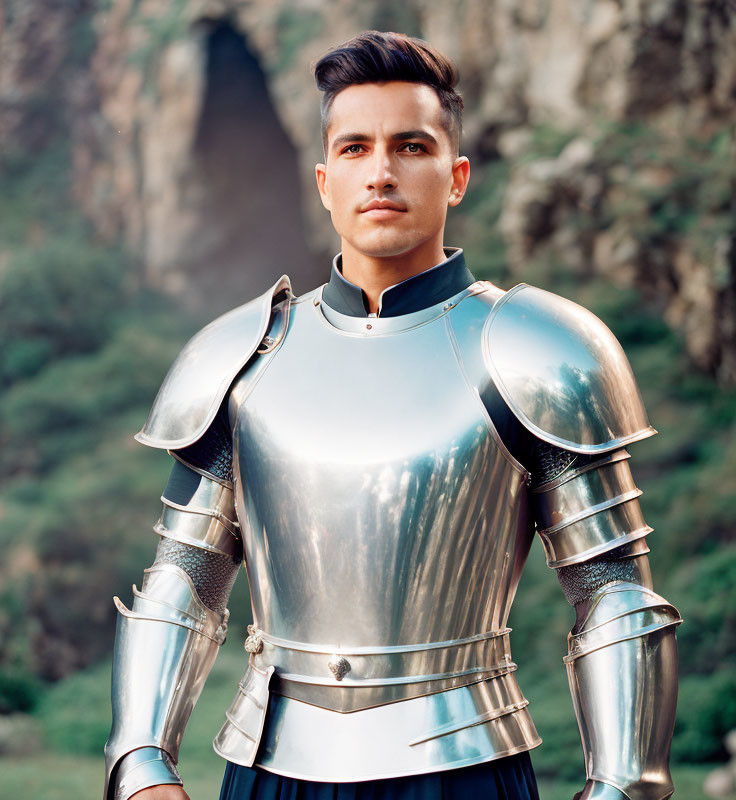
[360,199,407,218]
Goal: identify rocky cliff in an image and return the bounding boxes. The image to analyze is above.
[1,0,734,378]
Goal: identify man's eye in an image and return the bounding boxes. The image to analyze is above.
[344,144,363,154]
[402,143,426,153]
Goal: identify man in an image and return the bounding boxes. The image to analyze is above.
[105,31,681,800]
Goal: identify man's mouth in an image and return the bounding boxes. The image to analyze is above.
[360,199,407,218]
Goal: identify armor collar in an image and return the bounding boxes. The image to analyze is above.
[316,281,487,335]
[322,246,475,318]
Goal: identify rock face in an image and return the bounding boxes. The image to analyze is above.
[1,0,734,376]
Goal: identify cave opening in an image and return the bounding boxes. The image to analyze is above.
[188,18,322,311]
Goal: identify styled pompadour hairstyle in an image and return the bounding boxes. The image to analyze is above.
[314,31,464,155]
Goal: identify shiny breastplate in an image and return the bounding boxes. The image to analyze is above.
[213,283,542,781]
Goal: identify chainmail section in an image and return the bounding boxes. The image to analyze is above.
[529,439,578,488]
[556,547,637,606]
[153,536,241,614]
[173,400,233,483]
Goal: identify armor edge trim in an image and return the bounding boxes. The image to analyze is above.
[169,450,233,489]
[253,625,512,655]
[247,739,543,784]
[275,663,517,689]
[444,312,530,479]
[544,526,653,569]
[532,449,631,493]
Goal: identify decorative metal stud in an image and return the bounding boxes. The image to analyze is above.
[244,624,263,654]
[328,655,351,681]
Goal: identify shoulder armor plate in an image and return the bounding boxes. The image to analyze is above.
[483,284,656,453]
[135,275,292,449]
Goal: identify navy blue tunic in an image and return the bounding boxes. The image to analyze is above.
[219,753,540,800]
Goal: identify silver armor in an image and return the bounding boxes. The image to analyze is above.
[107,273,681,794]
[104,459,241,799]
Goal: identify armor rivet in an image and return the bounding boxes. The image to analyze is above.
[366,324,373,330]
[444,302,452,311]
[328,655,351,681]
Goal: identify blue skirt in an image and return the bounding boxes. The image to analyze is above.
[219,753,540,800]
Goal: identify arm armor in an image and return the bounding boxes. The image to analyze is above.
[135,275,291,451]
[104,459,241,800]
[484,284,656,454]
[529,444,681,800]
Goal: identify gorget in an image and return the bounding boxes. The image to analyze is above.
[213,282,542,781]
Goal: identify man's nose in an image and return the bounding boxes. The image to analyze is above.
[366,149,397,191]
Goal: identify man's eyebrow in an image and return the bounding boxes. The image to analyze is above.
[331,132,371,151]
[391,130,438,144]
[331,129,438,152]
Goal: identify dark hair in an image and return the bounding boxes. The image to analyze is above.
[314,31,464,155]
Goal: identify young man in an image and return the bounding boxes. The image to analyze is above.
[105,32,681,800]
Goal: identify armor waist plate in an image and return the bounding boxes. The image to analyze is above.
[215,285,542,779]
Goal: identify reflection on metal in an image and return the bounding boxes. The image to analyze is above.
[154,506,240,558]
[112,747,181,800]
[246,626,516,711]
[135,275,292,450]
[211,285,543,778]
[216,664,540,781]
[213,663,274,768]
[126,273,678,786]
[566,583,682,800]
[104,564,228,800]
[483,284,657,453]
[534,453,653,567]
[154,466,241,557]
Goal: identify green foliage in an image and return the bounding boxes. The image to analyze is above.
[272,7,323,74]
[669,546,736,678]
[0,237,129,387]
[0,669,44,714]
[673,671,736,763]
[447,159,512,284]
[36,660,112,754]
[0,141,75,246]
[595,122,734,265]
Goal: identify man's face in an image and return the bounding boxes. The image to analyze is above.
[315,81,468,260]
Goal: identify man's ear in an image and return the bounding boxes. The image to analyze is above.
[315,163,331,211]
[448,156,470,207]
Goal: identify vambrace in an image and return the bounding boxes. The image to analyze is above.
[564,581,681,800]
[104,458,241,800]
[532,445,682,800]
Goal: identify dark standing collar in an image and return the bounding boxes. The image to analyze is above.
[321,247,476,318]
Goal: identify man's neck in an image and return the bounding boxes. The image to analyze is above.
[340,237,448,314]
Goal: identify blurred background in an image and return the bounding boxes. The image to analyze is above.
[0,1,734,798]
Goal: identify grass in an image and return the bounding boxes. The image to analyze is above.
[0,753,717,799]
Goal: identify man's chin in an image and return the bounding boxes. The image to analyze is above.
[346,235,425,260]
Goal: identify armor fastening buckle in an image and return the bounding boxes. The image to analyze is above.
[328,656,351,681]
[244,624,264,654]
